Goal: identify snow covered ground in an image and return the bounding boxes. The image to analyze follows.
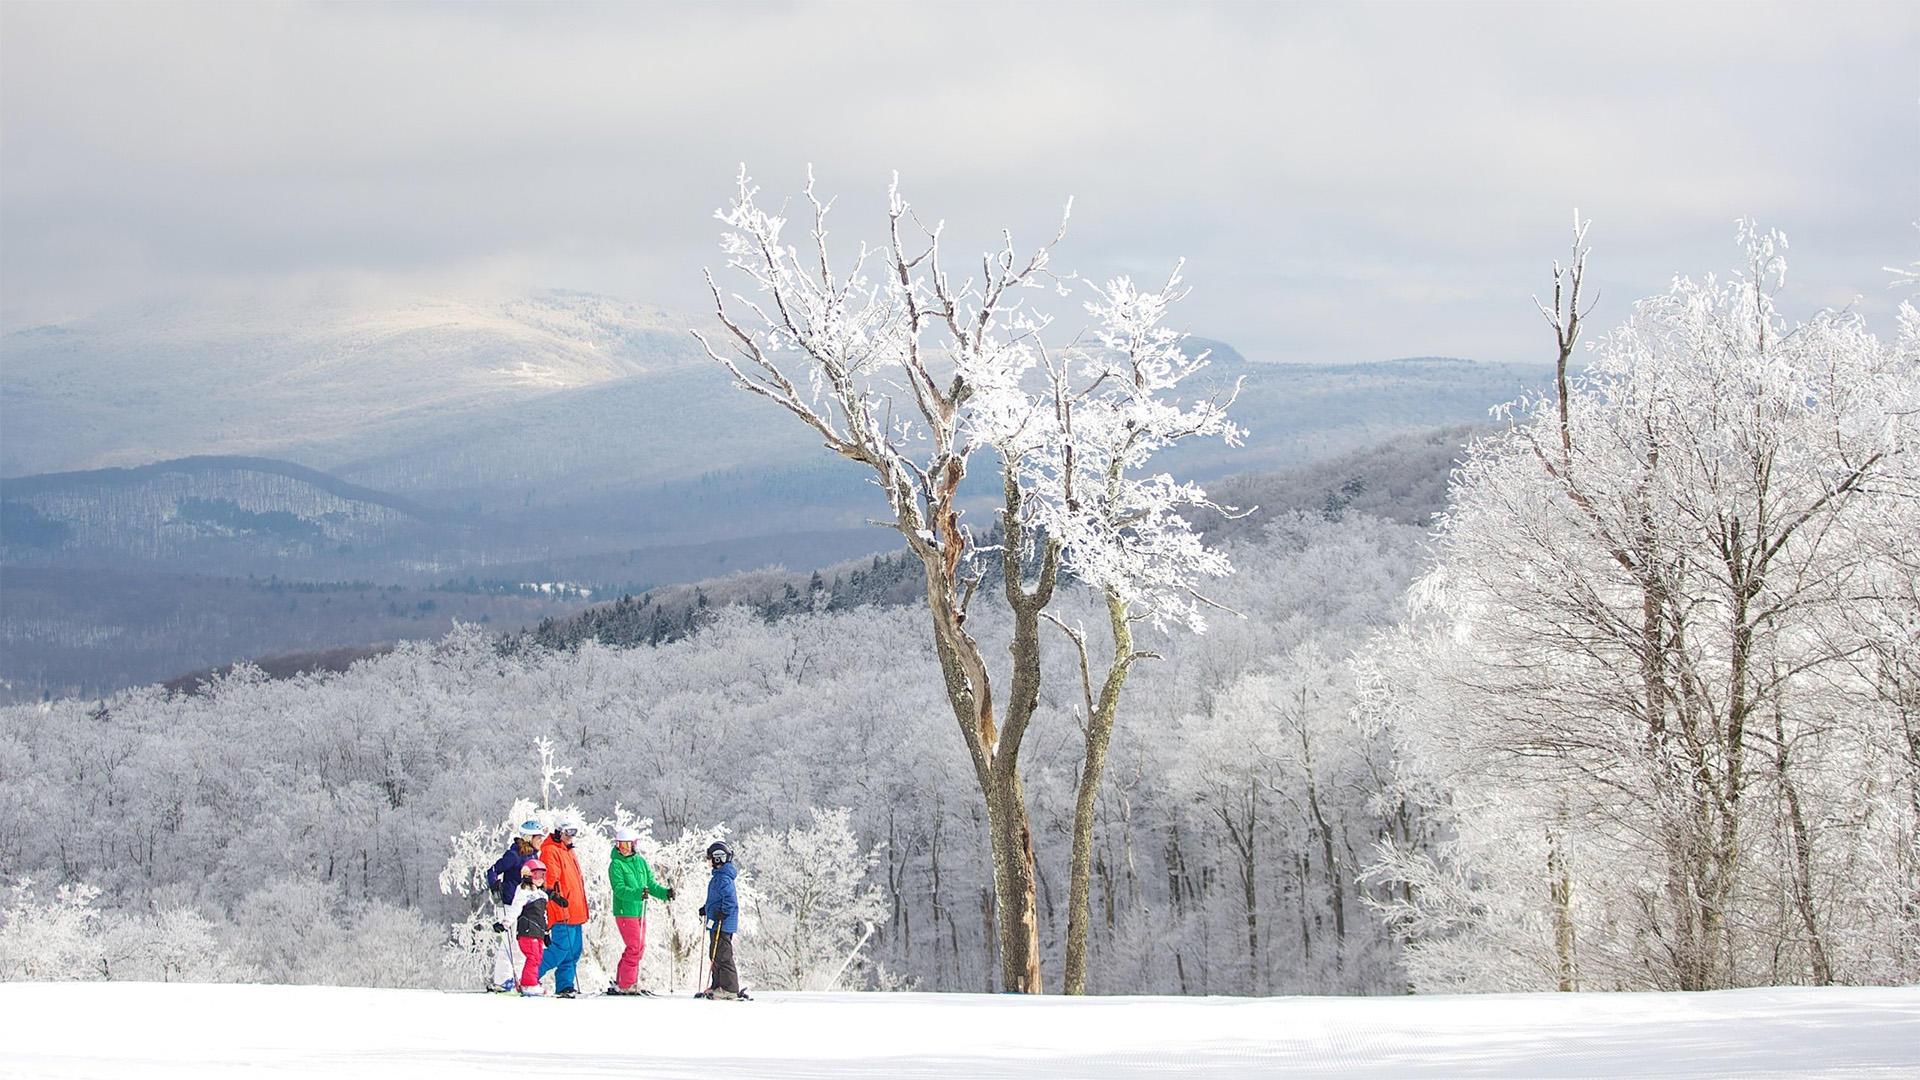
[3,982,1915,1079]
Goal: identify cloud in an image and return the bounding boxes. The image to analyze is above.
[3,1,1915,362]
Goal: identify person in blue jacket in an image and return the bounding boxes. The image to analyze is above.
[698,840,745,1000]
[481,819,544,992]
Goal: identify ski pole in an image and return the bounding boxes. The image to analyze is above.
[826,920,876,991]
[662,885,677,993]
[705,920,722,996]
[695,918,708,996]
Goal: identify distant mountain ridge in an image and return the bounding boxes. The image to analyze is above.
[0,286,1552,702]
[2,352,1546,575]
[0,454,449,517]
[1,456,456,576]
[3,287,1548,565]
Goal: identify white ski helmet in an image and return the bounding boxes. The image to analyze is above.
[517,820,543,839]
[612,826,640,844]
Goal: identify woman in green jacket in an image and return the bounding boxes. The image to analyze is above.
[608,826,674,995]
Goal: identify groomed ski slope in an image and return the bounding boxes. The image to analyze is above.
[3,982,1916,1079]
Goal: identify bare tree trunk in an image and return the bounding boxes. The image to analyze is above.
[1548,823,1577,991]
[983,466,1057,993]
[1063,591,1139,994]
[1295,690,1345,966]
[1892,652,1920,973]
[986,766,1043,992]
[918,522,1047,993]
[1772,705,1832,984]
[1218,790,1260,995]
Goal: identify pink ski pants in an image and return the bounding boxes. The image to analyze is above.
[517,936,544,988]
[615,915,647,990]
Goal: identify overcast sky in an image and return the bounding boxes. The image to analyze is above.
[3,1,1916,365]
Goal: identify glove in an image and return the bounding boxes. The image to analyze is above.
[666,887,676,901]
[491,921,506,933]
[697,905,705,917]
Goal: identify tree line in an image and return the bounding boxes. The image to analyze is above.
[0,506,1433,993]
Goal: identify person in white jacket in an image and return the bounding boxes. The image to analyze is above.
[506,858,567,997]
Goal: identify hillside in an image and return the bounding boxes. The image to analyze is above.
[520,422,1497,655]
[0,566,594,701]
[0,455,457,574]
[1200,421,1495,539]
[0,421,1496,702]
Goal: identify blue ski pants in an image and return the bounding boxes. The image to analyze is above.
[538,922,583,991]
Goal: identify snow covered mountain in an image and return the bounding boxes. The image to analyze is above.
[0,289,712,478]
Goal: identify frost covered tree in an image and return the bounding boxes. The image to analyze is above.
[104,906,250,983]
[1376,220,1920,991]
[233,878,448,988]
[695,168,1061,992]
[695,169,1237,992]
[1161,633,1414,996]
[0,879,107,981]
[1024,267,1240,993]
[0,877,250,983]
[742,807,888,990]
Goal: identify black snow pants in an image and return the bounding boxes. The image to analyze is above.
[708,927,738,995]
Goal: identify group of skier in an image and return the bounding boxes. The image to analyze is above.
[482,820,742,999]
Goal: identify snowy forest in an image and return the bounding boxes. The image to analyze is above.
[2,213,1916,1000]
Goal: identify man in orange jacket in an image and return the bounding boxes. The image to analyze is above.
[536,822,589,997]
